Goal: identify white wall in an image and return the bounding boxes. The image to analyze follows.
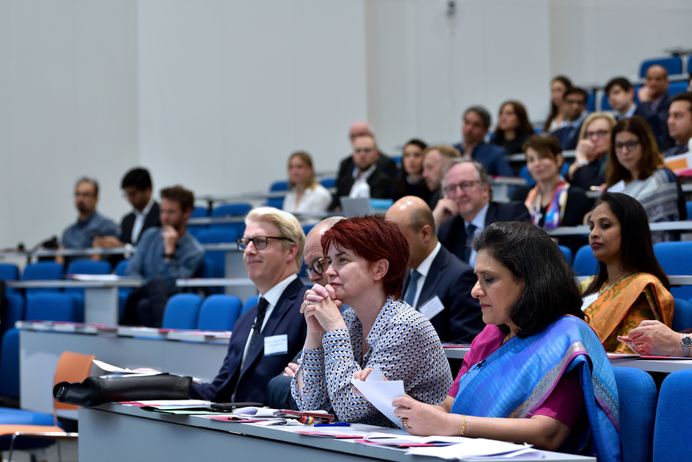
[1,0,690,248]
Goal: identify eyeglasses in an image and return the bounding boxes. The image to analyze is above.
[236,236,293,251]
[306,256,331,276]
[585,129,609,139]
[443,181,480,195]
[614,140,640,152]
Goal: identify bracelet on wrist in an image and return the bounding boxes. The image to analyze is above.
[459,414,468,437]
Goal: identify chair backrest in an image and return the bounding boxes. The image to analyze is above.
[191,205,208,218]
[653,369,692,461]
[53,351,95,412]
[653,241,692,299]
[241,295,259,315]
[319,177,336,189]
[639,56,682,78]
[673,298,692,331]
[211,203,252,218]
[0,263,19,281]
[266,197,285,209]
[269,180,290,192]
[26,293,78,322]
[161,294,203,329]
[3,294,25,330]
[21,262,64,294]
[558,245,573,264]
[613,367,657,462]
[66,259,111,275]
[114,259,129,276]
[197,295,242,331]
[0,328,20,397]
[573,245,598,277]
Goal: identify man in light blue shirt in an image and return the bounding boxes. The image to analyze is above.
[61,177,118,250]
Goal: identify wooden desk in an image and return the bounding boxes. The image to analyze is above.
[78,404,594,462]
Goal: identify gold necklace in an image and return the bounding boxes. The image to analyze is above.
[599,272,633,294]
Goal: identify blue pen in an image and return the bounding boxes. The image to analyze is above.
[314,422,351,427]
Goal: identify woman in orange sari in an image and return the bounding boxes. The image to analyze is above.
[582,192,674,352]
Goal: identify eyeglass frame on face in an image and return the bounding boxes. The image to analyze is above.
[614,140,640,152]
[585,129,609,139]
[306,256,331,277]
[236,235,293,251]
[443,180,481,195]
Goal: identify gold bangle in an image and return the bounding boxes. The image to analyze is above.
[459,415,467,437]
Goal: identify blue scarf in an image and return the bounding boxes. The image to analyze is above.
[451,316,621,461]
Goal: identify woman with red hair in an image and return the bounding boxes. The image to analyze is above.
[291,216,452,427]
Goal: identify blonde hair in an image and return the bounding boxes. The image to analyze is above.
[246,207,305,268]
[287,151,318,189]
[578,112,616,141]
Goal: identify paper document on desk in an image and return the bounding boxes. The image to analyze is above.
[407,439,542,459]
[350,366,405,428]
[93,359,161,376]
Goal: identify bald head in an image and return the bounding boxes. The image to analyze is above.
[304,216,344,284]
[349,121,374,142]
[385,196,437,268]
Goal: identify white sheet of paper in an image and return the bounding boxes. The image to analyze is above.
[407,439,540,459]
[351,368,405,428]
[419,296,445,320]
[264,334,288,356]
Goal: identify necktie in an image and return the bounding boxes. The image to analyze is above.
[246,297,269,355]
[463,223,477,262]
[403,270,422,307]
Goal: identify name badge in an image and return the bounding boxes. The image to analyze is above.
[419,296,445,320]
[264,334,288,356]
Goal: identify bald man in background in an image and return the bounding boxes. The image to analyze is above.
[386,196,482,344]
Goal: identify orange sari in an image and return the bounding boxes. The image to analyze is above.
[584,273,674,353]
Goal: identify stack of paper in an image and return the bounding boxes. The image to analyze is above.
[406,438,542,459]
[350,366,405,428]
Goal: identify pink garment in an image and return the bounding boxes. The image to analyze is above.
[448,325,583,428]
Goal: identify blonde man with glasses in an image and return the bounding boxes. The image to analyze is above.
[191,207,307,404]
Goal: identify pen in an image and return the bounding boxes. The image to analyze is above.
[314,422,351,427]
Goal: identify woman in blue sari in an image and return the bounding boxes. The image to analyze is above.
[392,222,621,460]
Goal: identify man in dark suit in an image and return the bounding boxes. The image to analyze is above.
[422,144,461,210]
[638,65,673,150]
[452,106,513,177]
[550,87,588,151]
[434,160,530,265]
[386,196,482,344]
[331,124,396,210]
[190,207,307,403]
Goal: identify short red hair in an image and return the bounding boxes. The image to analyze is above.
[322,216,408,299]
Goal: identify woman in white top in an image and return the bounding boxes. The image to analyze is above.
[282,151,332,215]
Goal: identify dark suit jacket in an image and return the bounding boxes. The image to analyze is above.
[330,153,397,209]
[550,123,583,151]
[438,201,530,263]
[190,278,307,403]
[637,93,673,150]
[453,142,513,177]
[403,246,483,344]
[119,202,161,245]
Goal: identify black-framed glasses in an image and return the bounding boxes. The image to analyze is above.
[236,236,293,251]
[614,140,640,152]
[306,256,332,277]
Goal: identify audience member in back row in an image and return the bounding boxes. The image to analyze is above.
[123,185,204,327]
[61,177,118,250]
[282,151,332,215]
[619,320,692,357]
[605,116,683,232]
[543,75,573,133]
[392,222,621,459]
[192,207,307,404]
[522,135,591,253]
[605,77,639,121]
[435,160,529,266]
[637,64,673,150]
[567,112,616,191]
[453,106,514,177]
[551,87,588,151]
[292,216,451,427]
[392,138,431,204]
[93,167,161,250]
[386,196,483,344]
[421,144,460,209]
[490,100,535,156]
[663,92,692,157]
[582,193,674,353]
[330,122,397,210]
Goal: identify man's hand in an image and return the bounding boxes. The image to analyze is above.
[162,226,179,255]
[432,198,458,228]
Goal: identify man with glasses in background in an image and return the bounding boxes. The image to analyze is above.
[551,87,589,150]
[434,160,529,265]
[191,207,307,404]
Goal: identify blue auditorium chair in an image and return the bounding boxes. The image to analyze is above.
[0,329,21,398]
[639,56,682,78]
[319,177,336,189]
[613,367,657,462]
[161,294,203,329]
[673,298,692,332]
[196,228,239,280]
[572,245,598,277]
[21,262,64,294]
[668,80,689,98]
[558,245,572,264]
[653,369,692,461]
[25,293,79,323]
[114,260,131,320]
[197,295,242,331]
[269,180,290,192]
[241,295,259,315]
[653,241,692,299]
[0,263,20,296]
[65,259,112,319]
[210,203,250,238]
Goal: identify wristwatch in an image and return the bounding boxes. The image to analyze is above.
[681,334,692,357]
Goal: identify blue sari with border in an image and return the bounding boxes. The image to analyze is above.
[450,316,621,461]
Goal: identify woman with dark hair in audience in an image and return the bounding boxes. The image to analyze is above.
[283,151,332,214]
[491,100,535,155]
[568,112,616,191]
[543,75,573,133]
[390,222,621,458]
[393,138,431,202]
[291,216,451,427]
[605,116,683,230]
[582,192,674,353]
